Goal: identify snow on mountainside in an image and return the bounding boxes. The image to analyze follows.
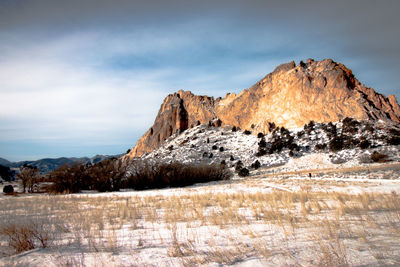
[142,118,400,174]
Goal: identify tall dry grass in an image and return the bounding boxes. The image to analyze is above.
[0,189,400,265]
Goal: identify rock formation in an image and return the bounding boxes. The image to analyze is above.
[127,59,400,158]
[130,91,218,158]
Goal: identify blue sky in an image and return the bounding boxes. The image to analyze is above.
[0,0,399,161]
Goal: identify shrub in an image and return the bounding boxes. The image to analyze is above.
[232,126,237,132]
[0,165,15,182]
[280,126,289,135]
[342,136,358,149]
[3,185,14,194]
[342,117,360,134]
[289,151,294,157]
[230,155,235,161]
[269,136,291,153]
[125,161,232,190]
[297,131,305,138]
[388,128,400,136]
[359,139,371,149]
[386,128,400,145]
[315,143,327,150]
[288,143,299,151]
[219,147,224,152]
[363,123,374,133]
[212,145,218,150]
[0,220,51,254]
[212,119,222,127]
[370,151,388,163]
[207,138,210,143]
[329,136,344,152]
[257,132,264,138]
[268,122,276,131]
[326,122,337,136]
[270,129,295,153]
[238,168,250,177]
[251,160,261,169]
[209,153,214,158]
[258,137,267,148]
[244,130,252,135]
[304,120,315,134]
[256,148,267,157]
[387,136,400,145]
[235,161,243,172]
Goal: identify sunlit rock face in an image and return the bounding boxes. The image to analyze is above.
[127,59,400,158]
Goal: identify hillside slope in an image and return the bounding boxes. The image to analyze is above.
[141,118,400,174]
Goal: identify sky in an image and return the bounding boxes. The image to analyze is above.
[0,0,399,161]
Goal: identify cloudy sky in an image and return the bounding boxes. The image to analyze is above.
[0,0,399,161]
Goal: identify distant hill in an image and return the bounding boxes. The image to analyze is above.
[12,157,89,173]
[0,154,122,173]
[88,154,122,165]
[0,157,11,166]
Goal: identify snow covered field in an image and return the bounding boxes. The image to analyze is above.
[1,163,400,266]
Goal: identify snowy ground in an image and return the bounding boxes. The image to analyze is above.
[1,161,400,266]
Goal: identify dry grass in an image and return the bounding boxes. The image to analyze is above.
[0,221,48,253]
[1,188,400,265]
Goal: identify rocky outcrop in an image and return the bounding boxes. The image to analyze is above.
[129,90,218,157]
[127,59,400,158]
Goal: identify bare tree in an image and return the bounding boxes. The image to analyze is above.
[17,165,39,193]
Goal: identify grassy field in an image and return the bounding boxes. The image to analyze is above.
[1,174,400,266]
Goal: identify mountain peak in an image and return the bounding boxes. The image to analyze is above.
[127,59,400,158]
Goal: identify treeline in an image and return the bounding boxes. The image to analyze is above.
[48,159,232,194]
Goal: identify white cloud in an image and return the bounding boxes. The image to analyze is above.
[0,33,172,144]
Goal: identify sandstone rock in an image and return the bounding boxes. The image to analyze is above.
[127,59,400,158]
[129,90,218,157]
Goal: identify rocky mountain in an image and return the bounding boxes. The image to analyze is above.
[127,59,400,158]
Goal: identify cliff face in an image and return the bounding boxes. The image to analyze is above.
[127,59,400,158]
[129,90,218,157]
